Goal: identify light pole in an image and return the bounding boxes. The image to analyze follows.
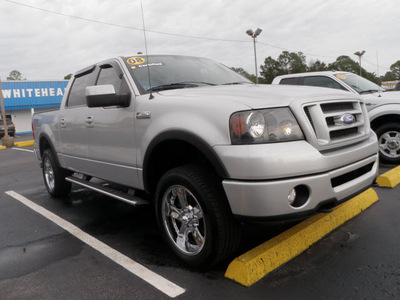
[246,28,262,84]
[354,50,365,76]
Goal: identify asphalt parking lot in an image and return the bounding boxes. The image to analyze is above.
[1,135,399,299]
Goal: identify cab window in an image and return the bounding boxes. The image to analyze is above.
[280,77,300,85]
[303,76,344,90]
[67,73,93,107]
[96,65,122,92]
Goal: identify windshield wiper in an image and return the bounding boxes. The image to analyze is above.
[359,89,379,94]
[222,81,251,85]
[148,82,199,92]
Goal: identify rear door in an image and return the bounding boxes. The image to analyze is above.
[59,66,95,172]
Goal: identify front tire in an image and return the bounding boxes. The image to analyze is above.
[42,149,71,198]
[155,165,241,269]
[375,123,400,164]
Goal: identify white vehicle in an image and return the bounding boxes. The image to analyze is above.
[33,56,379,268]
[272,71,400,163]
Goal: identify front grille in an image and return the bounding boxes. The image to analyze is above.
[303,100,368,147]
[331,162,374,188]
[321,102,354,112]
[330,127,358,139]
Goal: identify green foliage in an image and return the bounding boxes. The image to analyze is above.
[259,56,285,83]
[381,61,400,81]
[308,60,328,72]
[277,51,308,74]
[231,67,266,84]
[260,51,308,83]
[258,52,383,85]
[7,70,25,81]
[64,74,73,80]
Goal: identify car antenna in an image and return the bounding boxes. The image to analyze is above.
[140,1,153,100]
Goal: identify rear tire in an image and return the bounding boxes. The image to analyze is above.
[155,164,241,269]
[42,149,71,198]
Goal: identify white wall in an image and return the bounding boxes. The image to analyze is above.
[8,107,57,134]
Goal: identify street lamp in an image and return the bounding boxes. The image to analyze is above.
[354,50,365,76]
[246,28,262,84]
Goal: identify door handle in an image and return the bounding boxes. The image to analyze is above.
[60,118,66,128]
[86,116,94,128]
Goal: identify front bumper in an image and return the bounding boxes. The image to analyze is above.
[222,153,378,219]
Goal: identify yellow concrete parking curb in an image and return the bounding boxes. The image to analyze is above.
[224,188,378,287]
[0,140,34,150]
[14,140,34,147]
[376,165,400,188]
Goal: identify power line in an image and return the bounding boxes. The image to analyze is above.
[257,41,336,59]
[4,0,249,43]
[4,0,395,74]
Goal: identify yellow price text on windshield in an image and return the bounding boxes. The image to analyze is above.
[127,57,146,65]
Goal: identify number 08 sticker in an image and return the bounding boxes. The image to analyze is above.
[127,57,145,65]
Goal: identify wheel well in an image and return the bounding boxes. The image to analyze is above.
[371,114,400,131]
[144,140,223,196]
[39,136,52,157]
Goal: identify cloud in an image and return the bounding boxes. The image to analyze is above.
[0,0,399,80]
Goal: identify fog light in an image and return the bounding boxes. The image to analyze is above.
[288,188,296,204]
[288,185,310,208]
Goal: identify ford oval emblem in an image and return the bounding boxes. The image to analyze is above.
[340,113,355,125]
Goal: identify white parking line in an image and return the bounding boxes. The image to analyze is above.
[12,148,34,153]
[5,190,186,298]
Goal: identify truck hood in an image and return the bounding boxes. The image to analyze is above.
[157,84,358,109]
[361,90,400,104]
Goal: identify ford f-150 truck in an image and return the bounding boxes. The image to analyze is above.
[272,71,400,163]
[33,55,379,268]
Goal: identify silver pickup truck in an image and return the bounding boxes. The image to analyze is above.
[272,71,400,163]
[32,55,379,268]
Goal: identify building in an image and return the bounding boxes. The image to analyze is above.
[381,80,400,91]
[1,80,68,134]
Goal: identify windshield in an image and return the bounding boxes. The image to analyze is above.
[335,73,384,94]
[123,55,252,93]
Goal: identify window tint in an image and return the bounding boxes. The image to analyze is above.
[67,73,93,107]
[124,55,251,93]
[303,76,343,90]
[280,77,299,85]
[96,65,122,93]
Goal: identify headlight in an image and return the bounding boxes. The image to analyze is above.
[230,108,304,144]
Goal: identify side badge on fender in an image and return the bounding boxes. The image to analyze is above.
[136,111,151,119]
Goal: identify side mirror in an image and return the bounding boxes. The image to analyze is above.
[86,85,130,108]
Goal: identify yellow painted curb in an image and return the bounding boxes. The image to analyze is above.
[14,140,34,147]
[225,188,378,287]
[376,165,400,188]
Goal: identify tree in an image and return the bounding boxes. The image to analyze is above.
[277,51,308,74]
[381,71,397,82]
[308,60,328,72]
[388,60,400,80]
[7,70,25,80]
[260,56,284,83]
[64,74,73,80]
[260,52,308,83]
[328,56,360,73]
[231,67,256,83]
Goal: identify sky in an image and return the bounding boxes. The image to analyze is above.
[1,0,399,81]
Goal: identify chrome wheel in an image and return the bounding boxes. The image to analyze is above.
[43,156,55,191]
[161,185,205,256]
[378,130,400,160]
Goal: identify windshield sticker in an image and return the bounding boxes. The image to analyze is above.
[127,57,146,65]
[130,62,164,70]
[336,74,346,80]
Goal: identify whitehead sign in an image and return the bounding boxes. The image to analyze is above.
[1,81,69,110]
